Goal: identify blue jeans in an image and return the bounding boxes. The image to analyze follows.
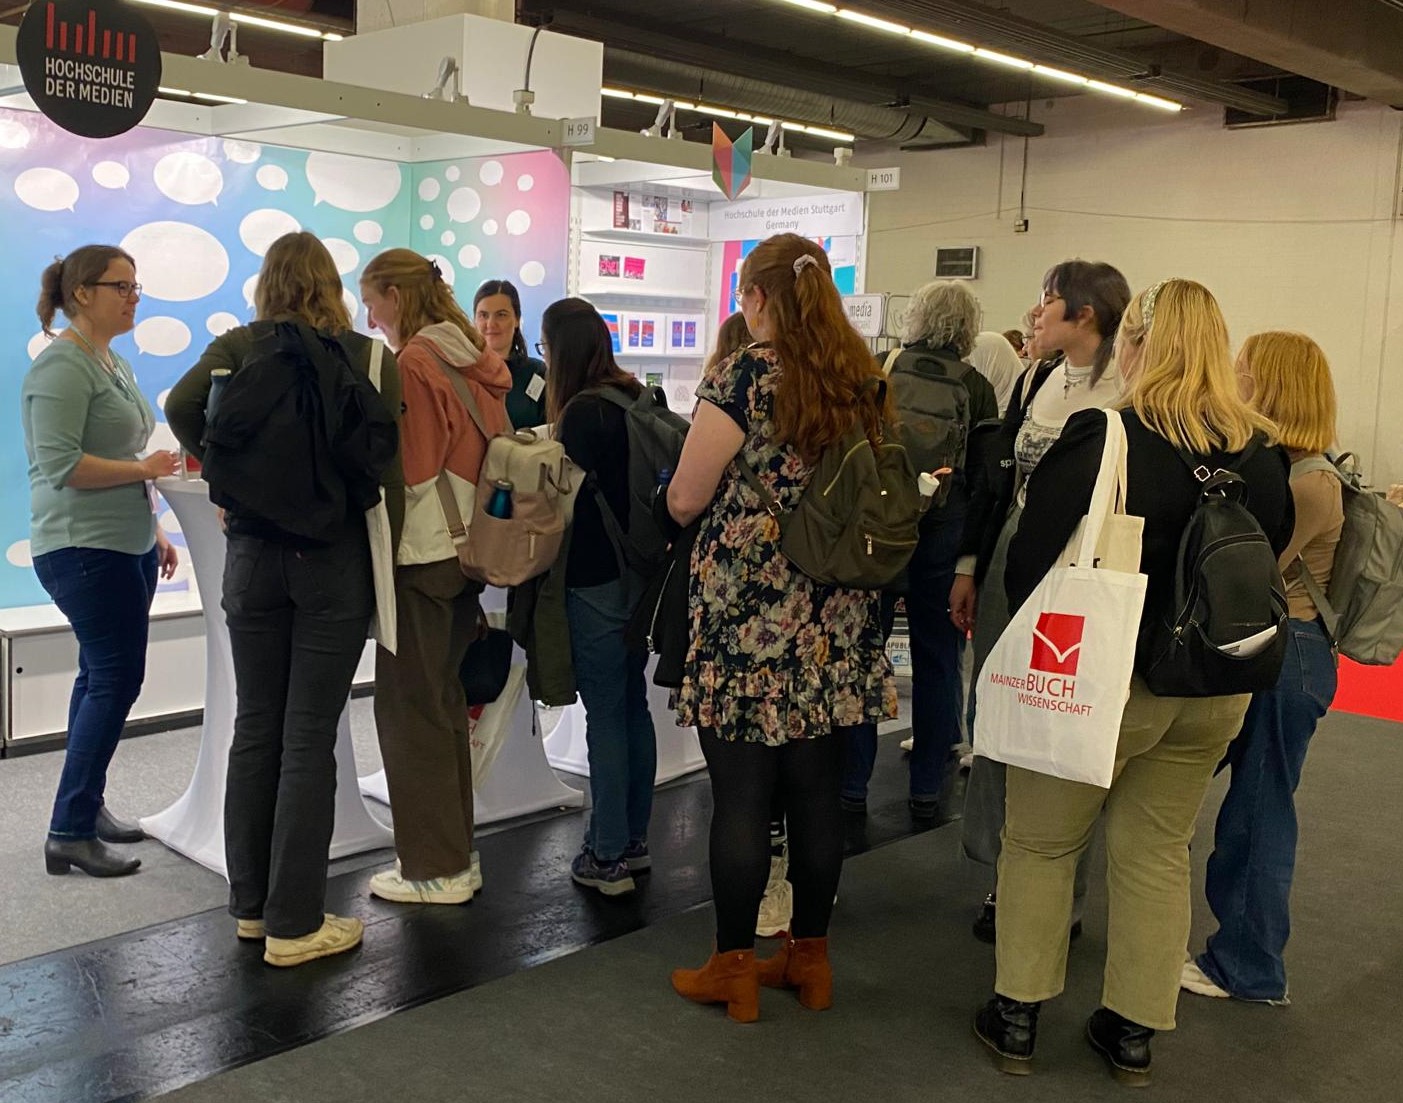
[1198,618,1337,1001]
[33,545,159,839]
[843,508,965,801]
[566,578,657,863]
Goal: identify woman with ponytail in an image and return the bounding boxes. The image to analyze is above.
[955,258,1130,945]
[665,233,897,1022]
[359,248,511,907]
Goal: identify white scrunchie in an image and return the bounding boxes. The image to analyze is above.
[793,254,820,277]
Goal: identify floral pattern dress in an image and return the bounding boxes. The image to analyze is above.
[674,347,897,745]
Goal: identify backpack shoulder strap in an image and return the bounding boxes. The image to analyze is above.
[430,353,491,442]
[367,338,383,391]
[1291,454,1345,484]
[735,456,783,517]
[428,353,491,543]
[585,384,637,412]
[882,347,903,376]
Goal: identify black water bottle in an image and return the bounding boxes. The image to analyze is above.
[206,368,231,422]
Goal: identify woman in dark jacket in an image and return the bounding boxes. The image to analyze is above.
[474,279,547,429]
[973,279,1293,1086]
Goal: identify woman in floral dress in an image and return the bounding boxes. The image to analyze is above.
[666,233,897,1023]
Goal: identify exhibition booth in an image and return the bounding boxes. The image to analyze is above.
[0,20,872,870]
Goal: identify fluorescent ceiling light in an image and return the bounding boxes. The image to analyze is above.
[1087,79,1139,99]
[129,0,334,41]
[193,91,247,104]
[323,32,344,41]
[633,93,666,105]
[1032,64,1088,85]
[778,0,838,11]
[910,30,974,53]
[782,121,857,142]
[974,47,1033,70]
[836,9,910,35]
[158,85,191,96]
[602,88,636,99]
[603,85,853,141]
[1135,93,1183,112]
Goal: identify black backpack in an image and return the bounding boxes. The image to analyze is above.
[882,346,972,506]
[1140,439,1288,697]
[586,384,689,577]
[202,321,398,545]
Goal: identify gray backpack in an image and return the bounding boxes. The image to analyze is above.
[1291,454,1403,665]
[882,345,972,507]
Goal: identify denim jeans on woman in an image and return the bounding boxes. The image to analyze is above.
[1197,617,1337,1001]
[222,528,373,940]
[565,576,656,863]
[33,545,158,839]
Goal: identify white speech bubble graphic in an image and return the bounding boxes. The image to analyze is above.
[239,209,301,257]
[418,178,441,202]
[325,238,360,275]
[256,164,289,192]
[27,332,51,359]
[146,422,180,454]
[505,209,531,236]
[206,311,240,336]
[482,219,499,237]
[134,317,192,357]
[158,510,183,535]
[342,287,359,322]
[121,222,230,302]
[306,152,402,212]
[419,214,434,231]
[0,118,31,150]
[222,139,261,164]
[517,174,535,192]
[445,165,461,183]
[440,231,456,247]
[519,260,546,288]
[479,161,504,186]
[354,220,383,245]
[6,540,33,568]
[15,167,79,212]
[154,152,224,206]
[445,187,481,224]
[157,388,170,410]
[458,244,482,270]
[425,255,455,286]
[92,161,129,189]
[243,275,259,309]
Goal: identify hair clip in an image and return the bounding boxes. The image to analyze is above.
[430,261,443,281]
[793,254,820,277]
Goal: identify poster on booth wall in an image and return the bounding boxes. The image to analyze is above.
[717,236,858,328]
[0,106,571,610]
[666,313,706,356]
[598,312,623,353]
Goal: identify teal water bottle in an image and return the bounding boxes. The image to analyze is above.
[486,479,514,519]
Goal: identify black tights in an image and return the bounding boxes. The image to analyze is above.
[700,728,846,953]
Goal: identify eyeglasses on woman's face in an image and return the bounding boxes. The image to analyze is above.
[534,341,548,356]
[1037,290,1062,309]
[92,281,142,299]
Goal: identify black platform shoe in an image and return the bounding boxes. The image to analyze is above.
[972,896,1082,945]
[1086,1007,1153,1087]
[45,838,141,877]
[973,994,1040,1075]
[96,805,146,844]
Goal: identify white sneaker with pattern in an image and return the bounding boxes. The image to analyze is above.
[756,849,793,938]
[372,865,474,905]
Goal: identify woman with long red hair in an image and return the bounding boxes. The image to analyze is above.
[665,233,897,1022]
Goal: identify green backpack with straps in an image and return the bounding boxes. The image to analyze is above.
[738,379,925,590]
[1291,453,1403,665]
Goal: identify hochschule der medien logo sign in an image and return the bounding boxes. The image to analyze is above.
[17,0,162,139]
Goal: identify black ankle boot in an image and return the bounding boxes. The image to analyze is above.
[972,895,997,944]
[973,994,1040,1075]
[45,838,141,877]
[96,805,146,844]
[1086,1007,1154,1086]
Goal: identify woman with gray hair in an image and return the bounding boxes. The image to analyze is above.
[841,280,998,822]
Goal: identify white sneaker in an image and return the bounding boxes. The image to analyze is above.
[371,866,474,905]
[1180,959,1230,998]
[264,914,363,967]
[899,736,915,752]
[395,851,482,893]
[756,852,793,938]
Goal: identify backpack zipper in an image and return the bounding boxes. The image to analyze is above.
[866,532,918,556]
[645,556,678,651]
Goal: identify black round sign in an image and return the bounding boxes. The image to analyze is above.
[16,0,162,139]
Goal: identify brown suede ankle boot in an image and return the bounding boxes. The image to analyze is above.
[671,949,760,1023]
[756,936,832,1010]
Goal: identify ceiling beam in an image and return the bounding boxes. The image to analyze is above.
[527,6,1045,137]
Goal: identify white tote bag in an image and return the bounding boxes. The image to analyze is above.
[974,409,1147,788]
[364,339,398,654]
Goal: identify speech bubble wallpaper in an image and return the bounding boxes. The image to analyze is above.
[0,106,568,608]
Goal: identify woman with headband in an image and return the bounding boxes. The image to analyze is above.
[359,248,512,908]
[666,234,896,1022]
[972,279,1293,1086]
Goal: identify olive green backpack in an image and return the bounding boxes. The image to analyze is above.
[737,380,924,590]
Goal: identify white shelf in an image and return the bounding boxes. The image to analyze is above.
[582,228,713,248]
[617,349,706,359]
[582,287,709,301]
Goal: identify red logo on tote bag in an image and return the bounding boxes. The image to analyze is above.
[1030,612,1085,676]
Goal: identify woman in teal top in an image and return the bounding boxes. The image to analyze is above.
[21,245,180,879]
[473,279,548,429]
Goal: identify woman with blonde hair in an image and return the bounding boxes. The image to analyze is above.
[1182,332,1342,1005]
[358,248,511,907]
[168,231,403,966]
[973,280,1293,1084]
[666,233,896,1022]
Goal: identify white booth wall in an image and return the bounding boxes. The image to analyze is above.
[859,95,1403,488]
